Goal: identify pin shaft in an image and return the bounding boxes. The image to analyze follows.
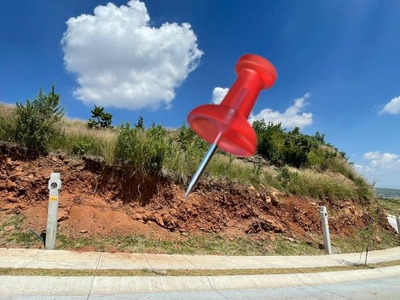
[185,133,222,197]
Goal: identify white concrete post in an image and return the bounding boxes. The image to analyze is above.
[45,173,61,250]
[320,206,332,254]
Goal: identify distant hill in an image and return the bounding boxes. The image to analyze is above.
[376,188,400,199]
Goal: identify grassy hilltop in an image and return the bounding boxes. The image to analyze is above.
[2,86,400,256]
[0,86,374,202]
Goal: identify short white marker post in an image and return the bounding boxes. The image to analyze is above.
[45,173,61,250]
[320,206,332,254]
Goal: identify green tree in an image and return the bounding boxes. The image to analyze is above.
[253,120,285,165]
[135,116,144,129]
[282,127,318,168]
[87,105,113,129]
[253,120,320,168]
[14,85,64,154]
[314,131,325,144]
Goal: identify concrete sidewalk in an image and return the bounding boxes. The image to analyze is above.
[0,246,399,270]
[0,247,399,298]
[1,266,400,298]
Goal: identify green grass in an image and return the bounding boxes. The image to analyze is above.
[52,231,398,256]
[0,214,38,248]
[56,233,321,256]
[1,218,325,256]
[330,229,400,254]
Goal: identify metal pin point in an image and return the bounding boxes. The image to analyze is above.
[185,133,221,197]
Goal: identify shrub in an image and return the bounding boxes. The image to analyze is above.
[253,121,319,168]
[282,127,318,168]
[144,123,168,170]
[72,140,92,156]
[13,85,64,154]
[115,122,168,171]
[253,120,285,165]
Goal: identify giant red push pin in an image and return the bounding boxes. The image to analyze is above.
[185,54,277,197]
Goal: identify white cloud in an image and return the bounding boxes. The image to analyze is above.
[249,93,313,128]
[362,151,400,168]
[356,151,400,187]
[212,87,229,104]
[363,151,381,161]
[380,96,400,115]
[61,0,203,110]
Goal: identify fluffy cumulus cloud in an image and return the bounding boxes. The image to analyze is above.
[249,93,313,128]
[61,0,203,110]
[380,96,400,115]
[362,151,400,169]
[212,87,229,104]
[355,151,400,187]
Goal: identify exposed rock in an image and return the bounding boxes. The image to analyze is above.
[57,210,69,222]
[153,214,165,227]
[6,179,16,189]
[133,213,143,220]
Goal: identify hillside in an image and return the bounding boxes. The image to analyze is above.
[0,144,398,254]
[1,96,399,254]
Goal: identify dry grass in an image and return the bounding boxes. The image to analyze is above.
[0,102,15,118]
[1,260,399,277]
[286,168,358,199]
[56,118,118,164]
[208,154,280,188]
[62,118,116,137]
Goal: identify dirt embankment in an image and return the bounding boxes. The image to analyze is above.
[0,145,393,246]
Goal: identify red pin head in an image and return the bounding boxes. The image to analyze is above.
[187,54,277,157]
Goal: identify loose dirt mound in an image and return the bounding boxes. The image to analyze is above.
[0,146,394,248]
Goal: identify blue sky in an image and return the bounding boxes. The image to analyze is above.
[1,0,400,188]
